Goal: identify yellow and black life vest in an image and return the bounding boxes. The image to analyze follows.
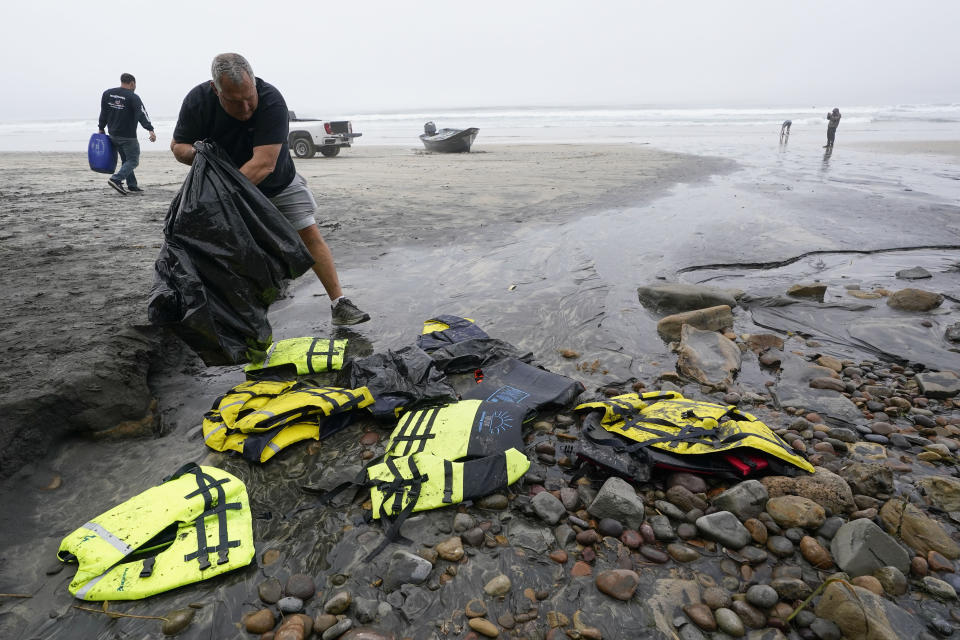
[575,391,814,474]
[367,448,529,521]
[416,315,487,352]
[244,337,347,379]
[296,399,531,560]
[58,464,254,601]
[383,399,526,460]
[202,380,374,463]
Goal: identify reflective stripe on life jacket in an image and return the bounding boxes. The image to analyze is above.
[58,464,254,601]
[244,337,348,378]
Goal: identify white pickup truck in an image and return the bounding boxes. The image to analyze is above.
[287,111,362,158]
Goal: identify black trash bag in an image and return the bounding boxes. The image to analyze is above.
[461,358,586,417]
[339,345,458,420]
[147,142,315,366]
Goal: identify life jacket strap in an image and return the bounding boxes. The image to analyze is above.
[442,459,454,504]
[364,455,427,562]
[180,467,242,569]
[390,406,441,456]
[284,465,369,519]
[305,337,340,373]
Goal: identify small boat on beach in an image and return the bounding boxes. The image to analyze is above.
[419,121,479,153]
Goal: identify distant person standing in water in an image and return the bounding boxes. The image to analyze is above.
[98,73,156,195]
[825,108,841,148]
[780,119,792,142]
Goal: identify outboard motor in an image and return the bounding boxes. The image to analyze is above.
[423,121,437,136]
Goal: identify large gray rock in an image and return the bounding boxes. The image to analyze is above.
[916,476,960,512]
[886,288,943,311]
[848,317,960,372]
[531,490,566,525]
[773,353,863,425]
[507,519,553,554]
[657,305,734,342]
[588,476,645,530]
[787,283,827,302]
[675,324,742,389]
[840,462,893,498]
[915,370,960,399]
[878,499,960,559]
[712,480,768,520]
[637,283,738,314]
[642,579,702,639]
[830,519,910,577]
[696,511,752,550]
[815,582,916,640]
[792,467,857,515]
[383,550,433,591]
[895,267,932,280]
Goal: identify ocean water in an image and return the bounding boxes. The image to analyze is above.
[0,103,957,152]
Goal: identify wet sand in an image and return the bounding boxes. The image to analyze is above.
[0,143,729,480]
[2,138,959,639]
[851,139,960,160]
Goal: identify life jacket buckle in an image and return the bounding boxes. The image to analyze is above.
[139,556,156,578]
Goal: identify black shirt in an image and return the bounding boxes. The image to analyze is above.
[98,87,153,138]
[172,78,295,197]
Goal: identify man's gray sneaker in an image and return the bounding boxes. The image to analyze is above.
[107,179,127,195]
[331,298,370,326]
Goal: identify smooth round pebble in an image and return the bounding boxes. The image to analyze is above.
[244,609,275,634]
[259,578,282,604]
[285,574,316,600]
[715,608,745,637]
[277,596,303,613]
[745,584,779,609]
[162,608,195,636]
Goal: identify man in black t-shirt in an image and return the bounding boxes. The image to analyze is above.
[171,53,368,326]
[98,73,156,195]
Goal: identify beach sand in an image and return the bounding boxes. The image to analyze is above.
[2,138,960,639]
[0,144,730,476]
[851,139,960,160]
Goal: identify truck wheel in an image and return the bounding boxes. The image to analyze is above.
[319,145,341,158]
[292,137,315,158]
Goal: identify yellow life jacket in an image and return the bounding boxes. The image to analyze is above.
[367,448,529,521]
[416,315,487,352]
[244,337,347,378]
[58,464,254,601]
[575,391,814,474]
[360,399,529,559]
[383,399,526,460]
[295,398,531,560]
[202,381,373,463]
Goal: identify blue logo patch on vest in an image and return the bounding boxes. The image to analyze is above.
[484,385,530,404]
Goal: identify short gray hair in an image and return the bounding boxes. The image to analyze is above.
[211,53,254,91]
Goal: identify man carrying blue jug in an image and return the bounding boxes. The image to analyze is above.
[98,73,156,195]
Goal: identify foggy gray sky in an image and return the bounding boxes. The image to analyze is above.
[4,0,958,121]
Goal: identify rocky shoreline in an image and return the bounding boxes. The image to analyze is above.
[137,299,959,640]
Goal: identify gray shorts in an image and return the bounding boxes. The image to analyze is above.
[269,173,317,230]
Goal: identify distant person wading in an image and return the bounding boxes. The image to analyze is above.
[170,53,369,326]
[98,73,156,195]
[825,108,841,148]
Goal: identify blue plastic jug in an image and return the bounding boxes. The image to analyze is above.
[88,133,117,174]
